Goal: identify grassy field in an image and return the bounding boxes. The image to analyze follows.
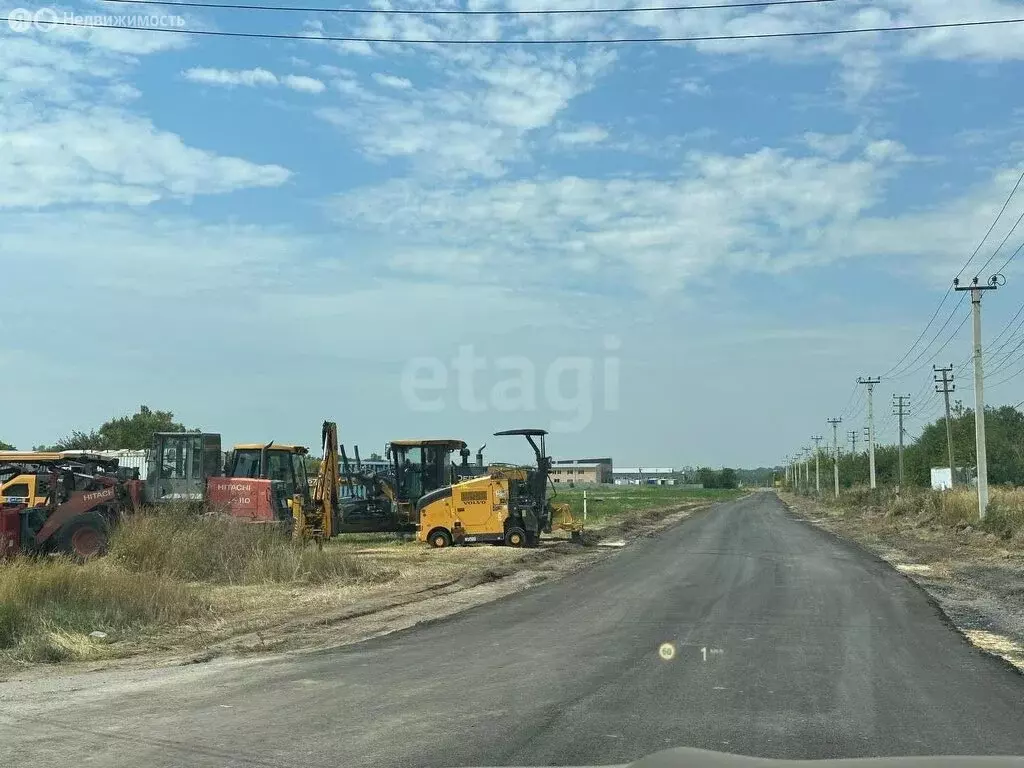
[552,485,744,526]
[0,486,738,669]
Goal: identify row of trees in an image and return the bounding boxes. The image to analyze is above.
[696,467,739,489]
[2,406,192,452]
[798,405,1024,488]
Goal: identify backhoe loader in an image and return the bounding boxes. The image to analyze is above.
[317,431,470,534]
[416,429,583,548]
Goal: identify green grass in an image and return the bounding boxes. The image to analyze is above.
[551,485,744,524]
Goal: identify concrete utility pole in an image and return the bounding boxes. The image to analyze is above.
[828,417,842,499]
[954,276,999,518]
[801,447,812,489]
[893,394,911,488]
[811,435,823,494]
[857,377,881,489]
[934,364,956,487]
[848,430,858,455]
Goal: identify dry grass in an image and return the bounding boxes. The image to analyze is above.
[110,509,397,586]
[814,485,1024,542]
[0,510,407,667]
[0,557,207,664]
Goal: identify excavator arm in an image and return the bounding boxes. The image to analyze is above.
[308,421,340,540]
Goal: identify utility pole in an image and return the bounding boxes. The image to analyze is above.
[827,417,842,498]
[893,394,911,488]
[857,377,881,489]
[848,430,858,455]
[954,275,999,518]
[811,435,823,494]
[801,447,812,489]
[934,364,956,486]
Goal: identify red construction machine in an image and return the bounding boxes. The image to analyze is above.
[0,453,142,559]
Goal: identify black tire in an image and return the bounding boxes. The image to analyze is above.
[525,531,539,548]
[504,526,527,548]
[55,512,110,560]
[427,528,452,548]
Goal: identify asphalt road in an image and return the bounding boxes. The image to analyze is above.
[6,492,1024,767]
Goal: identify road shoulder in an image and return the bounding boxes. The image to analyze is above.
[780,491,1024,672]
[0,499,722,683]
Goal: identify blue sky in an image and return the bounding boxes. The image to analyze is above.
[3,0,1024,467]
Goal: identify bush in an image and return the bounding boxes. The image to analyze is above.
[110,508,394,585]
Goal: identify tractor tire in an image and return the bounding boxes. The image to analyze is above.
[525,531,539,548]
[56,513,110,560]
[504,526,527,548]
[427,528,453,548]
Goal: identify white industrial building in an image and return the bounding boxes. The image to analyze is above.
[612,467,676,485]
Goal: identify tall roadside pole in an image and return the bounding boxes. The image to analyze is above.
[848,430,858,455]
[811,435,823,495]
[828,417,842,499]
[893,394,911,488]
[954,276,999,518]
[801,447,812,489]
[934,364,956,486]
[857,377,881,489]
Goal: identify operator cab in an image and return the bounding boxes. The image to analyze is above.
[228,443,312,509]
[145,433,223,504]
[386,439,468,503]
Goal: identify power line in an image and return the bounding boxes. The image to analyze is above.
[958,167,1024,281]
[4,14,1024,45]
[972,200,1024,280]
[880,288,952,379]
[888,296,970,380]
[993,233,1024,277]
[882,166,1024,380]
[100,0,840,15]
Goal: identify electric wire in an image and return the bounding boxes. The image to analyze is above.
[2,13,1022,44]
[99,0,842,15]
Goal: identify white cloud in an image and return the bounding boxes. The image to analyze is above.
[330,139,903,292]
[282,74,327,93]
[554,125,608,146]
[183,67,326,93]
[0,107,291,208]
[1,25,292,210]
[372,73,412,89]
[317,48,615,178]
[678,78,710,96]
[185,67,279,88]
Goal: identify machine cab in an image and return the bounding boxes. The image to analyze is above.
[227,444,312,510]
[386,439,467,503]
[145,433,223,504]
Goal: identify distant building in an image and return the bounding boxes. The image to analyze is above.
[612,467,677,486]
[551,458,613,484]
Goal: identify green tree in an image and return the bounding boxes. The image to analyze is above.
[43,406,193,451]
[0,440,14,450]
[718,468,738,489]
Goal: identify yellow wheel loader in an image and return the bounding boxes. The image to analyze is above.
[416,429,583,548]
